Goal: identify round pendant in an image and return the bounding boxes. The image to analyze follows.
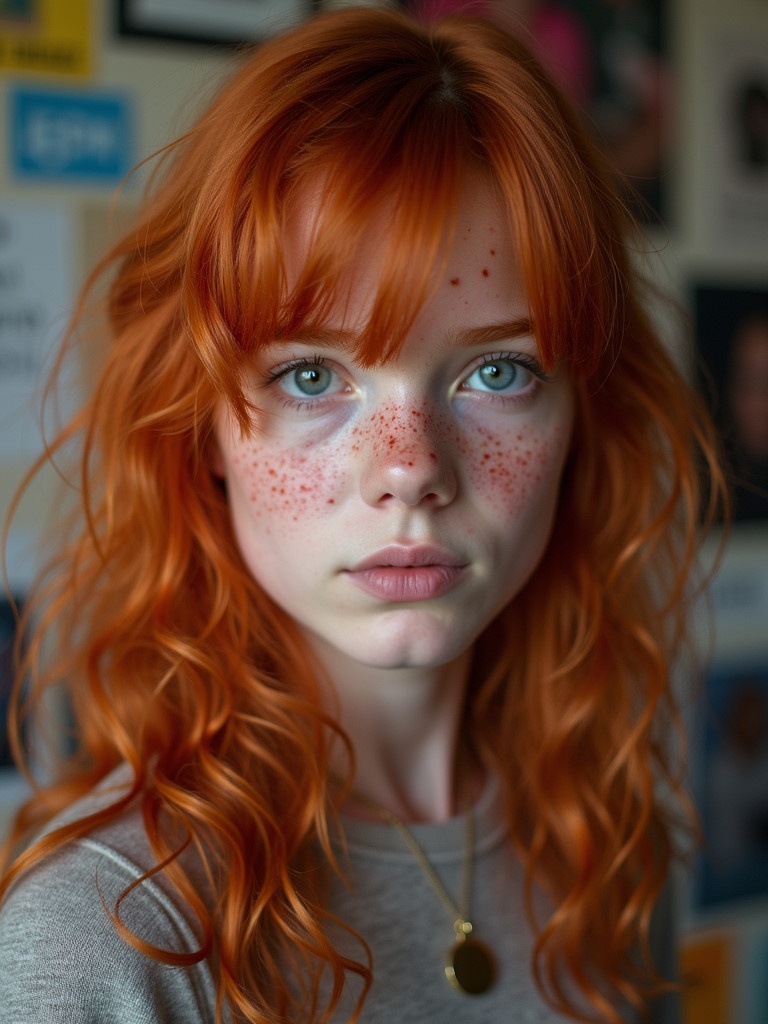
[445,936,496,995]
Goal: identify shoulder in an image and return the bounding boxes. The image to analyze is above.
[0,774,219,1023]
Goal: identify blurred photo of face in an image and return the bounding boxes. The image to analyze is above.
[728,316,768,462]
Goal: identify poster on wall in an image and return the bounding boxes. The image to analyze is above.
[0,596,28,840]
[707,30,768,250]
[0,202,76,460]
[680,933,731,1024]
[0,0,91,76]
[694,283,768,522]
[0,598,21,772]
[693,657,768,910]
[743,928,768,1024]
[10,87,134,185]
[117,0,310,45]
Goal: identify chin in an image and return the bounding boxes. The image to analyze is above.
[342,630,476,671]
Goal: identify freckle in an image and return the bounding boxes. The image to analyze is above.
[482,268,489,277]
[450,278,461,286]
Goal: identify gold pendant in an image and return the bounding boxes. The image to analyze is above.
[445,935,496,995]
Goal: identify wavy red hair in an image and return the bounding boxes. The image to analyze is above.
[2,8,724,1023]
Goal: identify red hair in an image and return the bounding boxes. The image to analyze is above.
[2,8,724,1022]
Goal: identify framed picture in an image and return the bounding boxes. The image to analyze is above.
[533,0,671,225]
[0,596,29,841]
[116,0,313,47]
[693,657,768,909]
[0,596,22,770]
[694,282,768,522]
[705,30,768,250]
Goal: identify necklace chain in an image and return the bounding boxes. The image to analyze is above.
[365,798,476,939]
[339,781,497,995]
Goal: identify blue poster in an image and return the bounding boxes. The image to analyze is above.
[9,87,133,183]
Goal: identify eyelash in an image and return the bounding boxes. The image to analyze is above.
[263,355,330,387]
[459,351,553,402]
[474,351,551,381]
[262,355,342,410]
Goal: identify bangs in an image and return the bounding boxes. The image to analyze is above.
[176,8,632,424]
[272,95,473,367]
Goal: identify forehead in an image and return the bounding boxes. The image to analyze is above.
[281,170,526,334]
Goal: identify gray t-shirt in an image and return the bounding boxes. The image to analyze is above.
[0,769,680,1022]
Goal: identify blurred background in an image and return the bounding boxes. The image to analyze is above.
[1,2,767,1021]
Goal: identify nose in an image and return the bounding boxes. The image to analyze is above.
[359,404,458,509]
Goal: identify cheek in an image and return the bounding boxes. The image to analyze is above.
[225,441,344,529]
[463,423,570,516]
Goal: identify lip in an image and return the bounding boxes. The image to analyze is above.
[345,545,468,602]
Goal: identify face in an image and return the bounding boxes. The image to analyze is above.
[214,178,574,673]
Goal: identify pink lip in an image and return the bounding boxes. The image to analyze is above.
[345,545,467,602]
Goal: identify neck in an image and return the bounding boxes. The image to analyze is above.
[307,636,475,823]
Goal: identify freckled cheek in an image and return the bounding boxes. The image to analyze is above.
[226,443,346,527]
[461,426,569,515]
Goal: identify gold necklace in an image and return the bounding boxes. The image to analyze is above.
[349,790,496,996]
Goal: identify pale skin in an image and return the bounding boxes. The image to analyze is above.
[213,176,574,824]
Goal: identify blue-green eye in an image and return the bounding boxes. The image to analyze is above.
[280,362,336,398]
[464,357,533,394]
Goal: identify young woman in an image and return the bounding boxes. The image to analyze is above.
[0,7,723,1022]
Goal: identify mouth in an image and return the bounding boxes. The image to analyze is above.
[345,545,468,602]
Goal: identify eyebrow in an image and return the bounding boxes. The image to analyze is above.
[443,318,535,349]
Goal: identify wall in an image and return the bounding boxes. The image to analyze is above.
[670,5,768,1022]
[1,2,768,1021]
[0,2,232,596]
